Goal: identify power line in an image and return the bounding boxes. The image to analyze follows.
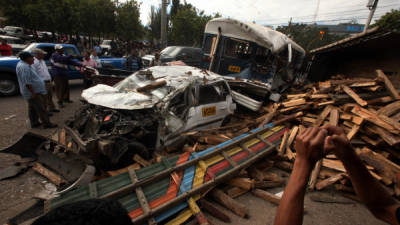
[258,3,399,23]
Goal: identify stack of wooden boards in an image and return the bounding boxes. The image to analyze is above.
[167,69,400,223]
[99,69,400,224]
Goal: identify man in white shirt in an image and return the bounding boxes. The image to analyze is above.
[32,48,59,113]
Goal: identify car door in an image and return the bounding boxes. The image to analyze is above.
[185,81,234,131]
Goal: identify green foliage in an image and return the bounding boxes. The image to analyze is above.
[373,9,400,30]
[115,0,143,41]
[276,24,346,52]
[168,3,219,46]
[147,5,162,41]
[0,0,142,39]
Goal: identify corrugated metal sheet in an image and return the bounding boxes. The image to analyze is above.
[49,123,285,223]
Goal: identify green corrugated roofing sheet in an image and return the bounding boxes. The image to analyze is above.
[50,155,180,210]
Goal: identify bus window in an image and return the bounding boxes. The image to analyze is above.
[255,47,271,64]
[203,36,214,54]
[224,39,252,60]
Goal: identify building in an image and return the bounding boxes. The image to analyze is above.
[316,23,365,35]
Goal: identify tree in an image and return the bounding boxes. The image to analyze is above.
[115,0,143,41]
[169,3,219,46]
[373,9,400,30]
[147,5,162,42]
[0,0,141,41]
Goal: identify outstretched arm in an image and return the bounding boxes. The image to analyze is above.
[323,125,400,225]
[274,127,327,225]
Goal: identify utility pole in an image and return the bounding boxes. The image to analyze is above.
[160,0,168,48]
[364,0,379,33]
[313,0,321,24]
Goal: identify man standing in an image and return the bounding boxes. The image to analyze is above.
[50,44,83,108]
[0,38,12,56]
[125,49,142,72]
[16,52,57,129]
[32,48,59,113]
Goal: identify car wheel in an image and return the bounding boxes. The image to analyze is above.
[0,74,19,96]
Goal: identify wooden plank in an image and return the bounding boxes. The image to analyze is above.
[329,108,339,126]
[133,154,151,167]
[318,101,335,107]
[378,114,400,131]
[309,160,322,190]
[254,180,285,189]
[316,173,344,190]
[210,188,248,218]
[347,125,360,140]
[350,81,377,87]
[322,159,346,172]
[342,85,368,106]
[367,96,393,105]
[302,117,317,124]
[187,197,210,225]
[282,98,306,108]
[252,189,281,205]
[352,116,364,125]
[258,104,278,128]
[352,106,398,134]
[274,161,293,172]
[340,113,353,121]
[314,105,333,127]
[199,199,231,223]
[227,178,254,190]
[360,135,379,146]
[32,163,67,186]
[378,101,400,117]
[311,94,330,99]
[128,169,151,217]
[287,93,308,99]
[278,131,289,156]
[225,187,249,198]
[286,126,299,149]
[377,69,400,100]
[107,163,141,177]
[373,125,400,146]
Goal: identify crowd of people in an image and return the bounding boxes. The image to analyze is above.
[15,44,90,129]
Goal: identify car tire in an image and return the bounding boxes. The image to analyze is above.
[0,74,19,96]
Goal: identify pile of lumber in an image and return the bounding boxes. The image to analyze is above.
[177,69,400,223]
[103,69,400,224]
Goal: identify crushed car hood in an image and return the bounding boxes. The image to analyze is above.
[82,66,222,110]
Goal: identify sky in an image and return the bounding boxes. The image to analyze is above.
[137,0,400,27]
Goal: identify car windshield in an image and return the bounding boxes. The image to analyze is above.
[102,40,111,45]
[161,47,181,57]
[4,26,19,32]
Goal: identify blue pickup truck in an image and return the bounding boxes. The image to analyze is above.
[0,43,127,96]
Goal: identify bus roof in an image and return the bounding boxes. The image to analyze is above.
[205,18,305,55]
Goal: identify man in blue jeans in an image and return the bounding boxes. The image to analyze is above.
[16,52,57,129]
[274,125,400,225]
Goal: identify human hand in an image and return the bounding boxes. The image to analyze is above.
[321,125,354,161]
[295,127,328,166]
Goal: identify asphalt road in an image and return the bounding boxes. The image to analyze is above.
[0,80,387,225]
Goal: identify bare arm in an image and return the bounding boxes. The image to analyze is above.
[26,84,35,98]
[274,128,327,225]
[323,125,400,225]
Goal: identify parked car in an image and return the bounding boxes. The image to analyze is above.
[66,66,236,168]
[100,39,112,53]
[160,46,202,67]
[3,26,32,40]
[0,35,26,56]
[0,43,127,96]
